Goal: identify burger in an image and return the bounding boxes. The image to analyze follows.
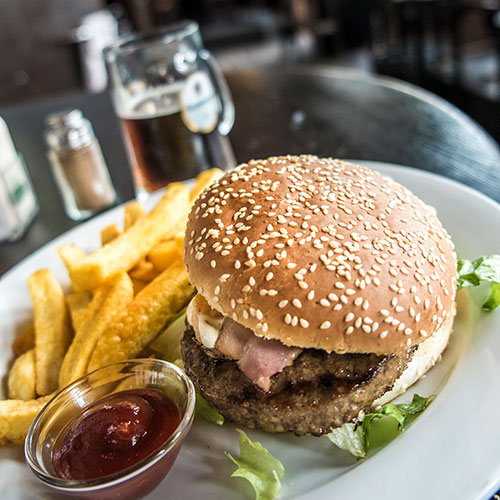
[181,155,456,436]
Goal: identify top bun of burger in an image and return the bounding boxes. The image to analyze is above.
[184,155,457,355]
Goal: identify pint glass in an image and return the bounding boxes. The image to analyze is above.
[104,21,236,200]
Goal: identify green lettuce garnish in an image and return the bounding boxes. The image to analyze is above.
[226,429,284,500]
[150,310,187,362]
[327,394,434,458]
[326,420,366,458]
[195,392,225,426]
[457,255,500,310]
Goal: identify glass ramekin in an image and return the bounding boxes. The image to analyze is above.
[25,359,195,500]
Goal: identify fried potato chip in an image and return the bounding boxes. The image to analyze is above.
[61,182,190,291]
[66,291,93,333]
[58,244,88,270]
[124,200,146,230]
[189,168,224,202]
[88,261,193,372]
[8,349,36,400]
[12,324,35,357]
[28,269,72,396]
[0,396,51,445]
[131,278,148,296]
[148,239,184,273]
[59,272,133,388]
[101,223,121,246]
[129,260,158,282]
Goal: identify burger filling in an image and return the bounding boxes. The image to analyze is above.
[187,294,302,392]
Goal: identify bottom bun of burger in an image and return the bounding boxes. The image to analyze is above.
[181,313,452,435]
[373,307,454,408]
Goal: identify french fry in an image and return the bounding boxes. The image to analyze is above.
[59,272,133,388]
[101,223,121,246]
[124,200,146,230]
[66,291,93,333]
[189,168,224,202]
[131,278,148,296]
[148,239,184,272]
[8,349,36,400]
[58,244,88,270]
[60,182,190,291]
[12,324,35,357]
[88,261,194,372]
[28,269,72,396]
[0,396,52,445]
[129,260,158,282]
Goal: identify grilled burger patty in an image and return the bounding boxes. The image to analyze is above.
[182,326,415,435]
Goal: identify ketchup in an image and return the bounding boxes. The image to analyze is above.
[52,389,181,481]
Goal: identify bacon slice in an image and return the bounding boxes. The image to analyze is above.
[215,318,302,392]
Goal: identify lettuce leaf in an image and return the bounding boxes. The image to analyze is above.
[226,429,284,500]
[457,255,500,310]
[195,392,225,426]
[326,420,366,458]
[327,394,434,458]
[150,311,187,362]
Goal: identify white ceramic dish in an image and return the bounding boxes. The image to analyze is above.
[0,162,499,500]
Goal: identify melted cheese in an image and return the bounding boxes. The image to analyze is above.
[187,295,224,349]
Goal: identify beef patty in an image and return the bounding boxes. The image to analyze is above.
[181,326,415,435]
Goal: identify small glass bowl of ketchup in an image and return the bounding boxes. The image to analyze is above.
[25,359,195,500]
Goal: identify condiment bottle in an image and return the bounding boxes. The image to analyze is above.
[44,109,117,220]
[0,116,39,242]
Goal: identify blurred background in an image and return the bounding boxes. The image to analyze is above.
[0,0,499,142]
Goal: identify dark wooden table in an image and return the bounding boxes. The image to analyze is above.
[1,65,499,276]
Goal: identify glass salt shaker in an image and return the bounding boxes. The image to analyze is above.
[44,109,117,221]
[0,116,39,242]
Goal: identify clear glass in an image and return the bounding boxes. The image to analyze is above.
[25,359,195,500]
[104,20,236,201]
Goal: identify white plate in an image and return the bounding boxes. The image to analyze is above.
[1,162,499,500]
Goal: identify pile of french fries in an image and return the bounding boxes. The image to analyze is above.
[0,169,224,445]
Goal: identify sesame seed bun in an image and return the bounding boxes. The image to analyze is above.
[184,155,457,355]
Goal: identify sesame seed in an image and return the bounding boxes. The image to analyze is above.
[300,318,309,328]
[362,325,371,333]
[278,300,288,308]
[345,312,354,322]
[292,298,302,308]
[320,321,331,329]
[211,260,217,268]
[379,330,388,339]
